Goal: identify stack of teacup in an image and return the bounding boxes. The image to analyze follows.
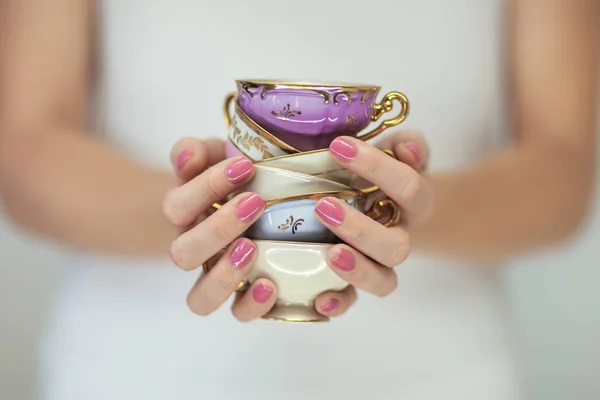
[215,80,409,322]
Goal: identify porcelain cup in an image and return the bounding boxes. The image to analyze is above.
[244,190,362,242]
[224,101,299,161]
[224,80,410,151]
[205,240,350,322]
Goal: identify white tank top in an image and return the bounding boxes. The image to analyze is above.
[41,2,522,399]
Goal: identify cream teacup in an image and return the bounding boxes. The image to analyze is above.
[236,164,352,200]
[224,99,299,161]
[240,240,349,322]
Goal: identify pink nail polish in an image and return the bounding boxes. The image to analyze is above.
[330,248,355,272]
[236,193,265,222]
[252,283,273,303]
[226,158,254,184]
[320,298,339,313]
[315,199,344,227]
[230,240,255,269]
[404,142,422,164]
[176,149,194,170]
[329,137,357,161]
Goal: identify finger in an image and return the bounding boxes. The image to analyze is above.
[329,136,433,221]
[377,130,430,171]
[315,285,358,317]
[186,238,257,316]
[325,244,398,297]
[171,138,226,182]
[170,192,265,271]
[163,156,254,228]
[315,197,410,268]
[231,278,278,322]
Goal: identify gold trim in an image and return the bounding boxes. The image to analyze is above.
[211,190,362,212]
[358,91,410,142]
[230,118,276,159]
[227,136,259,161]
[236,80,382,105]
[261,314,329,323]
[234,102,299,154]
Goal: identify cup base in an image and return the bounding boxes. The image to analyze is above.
[261,304,329,323]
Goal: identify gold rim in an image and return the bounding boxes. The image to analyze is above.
[237,80,380,104]
[261,314,329,323]
[237,79,380,91]
[211,190,361,214]
[264,190,362,207]
[234,102,299,154]
[365,197,402,227]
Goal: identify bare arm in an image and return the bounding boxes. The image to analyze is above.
[410,0,600,261]
[0,0,180,257]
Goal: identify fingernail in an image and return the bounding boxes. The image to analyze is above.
[330,137,357,161]
[315,198,344,227]
[226,157,254,184]
[176,149,194,170]
[330,248,355,272]
[230,240,256,269]
[252,283,274,303]
[236,193,265,222]
[320,298,339,313]
[404,142,422,164]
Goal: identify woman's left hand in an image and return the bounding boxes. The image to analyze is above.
[312,132,433,317]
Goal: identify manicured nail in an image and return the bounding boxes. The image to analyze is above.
[404,142,422,164]
[176,149,194,170]
[315,198,344,227]
[330,248,355,272]
[226,157,254,184]
[230,239,256,269]
[252,283,274,303]
[236,193,265,222]
[320,298,339,313]
[330,137,357,161]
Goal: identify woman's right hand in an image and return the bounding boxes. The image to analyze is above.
[162,138,278,321]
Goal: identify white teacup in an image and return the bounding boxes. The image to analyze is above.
[237,164,353,199]
[225,102,299,161]
[255,148,396,194]
[245,240,349,322]
[245,190,362,242]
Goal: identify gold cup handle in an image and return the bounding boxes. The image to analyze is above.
[223,92,237,129]
[357,91,410,143]
[365,197,402,227]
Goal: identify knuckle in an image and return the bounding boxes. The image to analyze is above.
[215,275,242,292]
[344,225,367,244]
[162,190,187,227]
[212,219,236,242]
[397,171,421,203]
[363,152,382,177]
[204,171,224,202]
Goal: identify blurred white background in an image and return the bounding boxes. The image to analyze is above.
[1,179,599,400]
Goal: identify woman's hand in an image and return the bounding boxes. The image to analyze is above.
[312,132,433,316]
[162,138,278,321]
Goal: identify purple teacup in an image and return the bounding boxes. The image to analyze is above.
[223,80,410,151]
